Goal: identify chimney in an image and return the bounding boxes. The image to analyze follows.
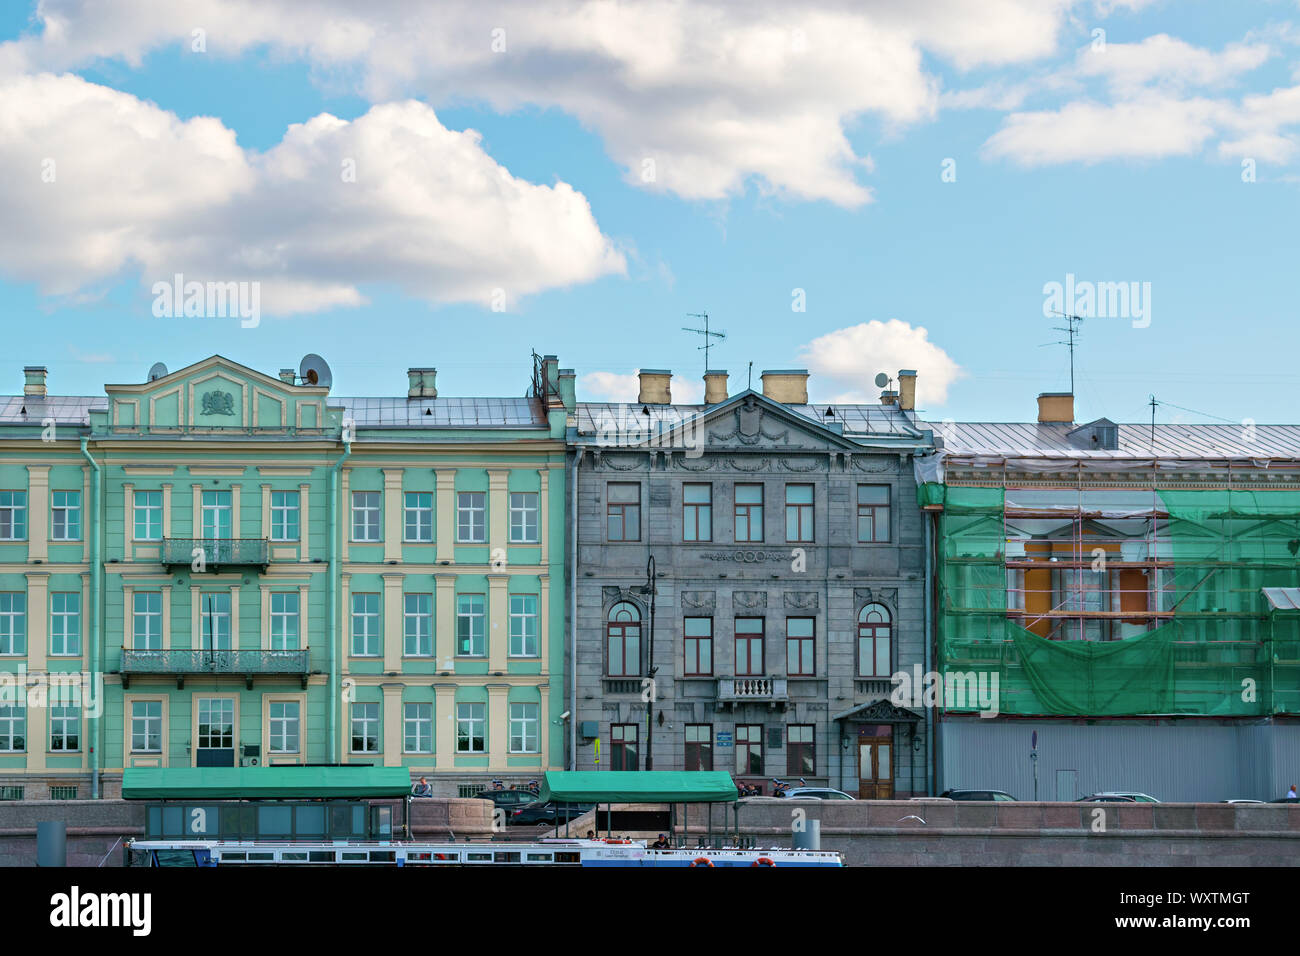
[23,366,47,397]
[704,369,728,405]
[637,369,672,404]
[278,369,296,384]
[408,368,438,399]
[880,390,899,406]
[760,369,809,405]
[897,369,917,411]
[1037,392,1074,424]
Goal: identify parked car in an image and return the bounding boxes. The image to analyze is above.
[509,800,596,827]
[472,789,539,812]
[939,789,1017,802]
[777,787,856,800]
[1078,791,1160,803]
[1222,799,1265,804]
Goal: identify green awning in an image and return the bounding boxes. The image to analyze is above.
[538,771,737,804]
[121,766,414,800]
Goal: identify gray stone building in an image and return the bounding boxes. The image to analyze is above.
[566,368,935,796]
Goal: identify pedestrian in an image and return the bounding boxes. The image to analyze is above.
[651,833,670,849]
[412,776,432,798]
[1287,784,1297,800]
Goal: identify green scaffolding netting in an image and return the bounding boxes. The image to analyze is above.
[937,485,1300,717]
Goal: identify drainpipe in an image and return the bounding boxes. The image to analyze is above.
[328,440,352,762]
[79,437,101,799]
[923,508,935,796]
[569,448,581,770]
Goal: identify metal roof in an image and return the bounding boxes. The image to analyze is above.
[337,396,545,428]
[1263,588,1300,612]
[0,395,105,426]
[927,421,1300,461]
[576,398,923,441]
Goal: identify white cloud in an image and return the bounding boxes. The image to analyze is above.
[0,0,1092,207]
[797,320,963,408]
[579,370,703,404]
[1073,35,1271,96]
[0,73,624,313]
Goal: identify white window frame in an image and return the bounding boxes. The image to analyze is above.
[133,490,163,541]
[508,702,539,754]
[404,492,434,542]
[509,491,539,543]
[270,490,300,541]
[49,592,80,657]
[130,700,163,754]
[456,702,486,753]
[269,591,299,650]
[508,593,539,657]
[268,700,301,754]
[350,701,380,754]
[403,702,433,754]
[50,490,81,541]
[0,491,27,541]
[403,593,433,657]
[133,591,162,650]
[456,492,486,543]
[351,592,380,657]
[0,593,26,656]
[456,594,486,657]
[351,491,381,542]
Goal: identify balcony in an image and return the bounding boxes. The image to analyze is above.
[161,538,270,571]
[121,648,309,689]
[716,676,789,708]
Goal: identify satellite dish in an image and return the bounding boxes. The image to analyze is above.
[147,362,168,383]
[298,354,333,390]
[874,372,890,389]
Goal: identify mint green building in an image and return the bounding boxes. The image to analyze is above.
[0,354,572,799]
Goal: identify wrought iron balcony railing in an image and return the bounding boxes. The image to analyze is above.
[160,537,270,569]
[716,676,789,704]
[121,648,308,689]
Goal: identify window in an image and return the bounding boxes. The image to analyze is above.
[685,724,713,771]
[683,617,713,676]
[404,702,433,753]
[607,602,641,677]
[0,491,27,540]
[858,604,892,678]
[606,483,640,541]
[857,485,890,543]
[735,724,763,776]
[787,725,815,776]
[734,617,765,677]
[457,492,485,543]
[133,490,163,541]
[199,593,232,650]
[269,592,299,650]
[456,702,486,753]
[351,592,380,657]
[456,594,485,656]
[200,490,232,539]
[786,617,815,677]
[50,592,80,657]
[404,492,433,542]
[683,483,712,542]
[351,491,380,542]
[785,484,814,542]
[51,692,79,752]
[509,492,539,543]
[735,484,764,543]
[0,593,26,655]
[0,705,25,752]
[133,592,162,650]
[130,701,162,753]
[350,702,380,753]
[269,701,300,753]
[197,698,234,750]
[51,491,81,541]
[404,593,433,657]
[270,490,300,541]
[611,723,638,771]
[509,702,539,753]
[509,594,539,657]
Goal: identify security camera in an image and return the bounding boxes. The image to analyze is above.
[559,710,571,720]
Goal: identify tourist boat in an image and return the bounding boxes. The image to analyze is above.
[125,837,844,867]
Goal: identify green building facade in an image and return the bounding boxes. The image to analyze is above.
[0,354,571,799]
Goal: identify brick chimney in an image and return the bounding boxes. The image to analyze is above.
[704,369,728,405]
[637,369,672,404]
[897,369,917,411]
[760,369,809,405]
[408,368,438,399]
[23,366,47,397]
[1037,392,1074,424]
[880,390,899,406]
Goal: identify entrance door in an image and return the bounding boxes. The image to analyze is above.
[196,698,235,767]
[858,737,894,799]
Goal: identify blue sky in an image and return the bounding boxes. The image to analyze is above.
[1,1,1297,425]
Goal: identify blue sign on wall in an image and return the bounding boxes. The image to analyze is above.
[716,732,733,748]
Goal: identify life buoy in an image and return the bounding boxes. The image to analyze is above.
[690,856,715,867]
[751,857,776,867]
[603,839,632,844]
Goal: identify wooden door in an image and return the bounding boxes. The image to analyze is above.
[858,737,894,799]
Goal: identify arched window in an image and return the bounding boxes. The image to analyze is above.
[607,602,642,677]
[858,604,892,678]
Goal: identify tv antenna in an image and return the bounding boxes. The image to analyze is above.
[1040,311,1084,395]
[682,312,726,374]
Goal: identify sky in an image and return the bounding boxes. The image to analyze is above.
[1,0,1298,425]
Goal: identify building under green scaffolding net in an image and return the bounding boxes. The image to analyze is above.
[925,484,1300,718]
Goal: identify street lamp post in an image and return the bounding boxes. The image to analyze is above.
[640,555,658,771]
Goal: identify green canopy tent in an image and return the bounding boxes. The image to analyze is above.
[121,765,414,800]
[537,771,738,845]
